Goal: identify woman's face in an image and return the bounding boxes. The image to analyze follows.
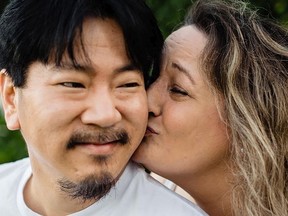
[133,25,230,185]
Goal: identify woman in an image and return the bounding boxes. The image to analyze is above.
[133,0,288,215]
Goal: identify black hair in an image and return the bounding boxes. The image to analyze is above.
[0,0,163,87]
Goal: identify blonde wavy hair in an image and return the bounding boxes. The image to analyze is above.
[186,0,288,215]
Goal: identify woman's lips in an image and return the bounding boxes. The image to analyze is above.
[145,126,158,136]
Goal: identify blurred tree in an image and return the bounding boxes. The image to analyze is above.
[147,0,288,38]
[0,111,27,163]
[0,0,8,14]
[0,0,27,164]
[252,0,288,22]
[146,0,192,38]
[0,0,288,164]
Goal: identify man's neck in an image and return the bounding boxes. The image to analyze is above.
[23,174,96,215]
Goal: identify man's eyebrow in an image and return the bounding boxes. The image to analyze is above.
[51,63,93,73]
[171,62,195,85]
[51,63,139,74]
[114,63,139,74]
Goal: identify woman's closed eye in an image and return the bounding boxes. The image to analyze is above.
[60,82,85,88]
[169,86,189,96]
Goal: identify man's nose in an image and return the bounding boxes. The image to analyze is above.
[81,89,121,128]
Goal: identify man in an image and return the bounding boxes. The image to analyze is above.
[0,0,206,215]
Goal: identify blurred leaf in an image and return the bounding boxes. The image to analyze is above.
[0,113,27,164]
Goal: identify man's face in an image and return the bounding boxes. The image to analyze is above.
[1,18,148,199]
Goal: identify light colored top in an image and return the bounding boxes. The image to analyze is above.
[0,158,207,215]
[150,173,195,202]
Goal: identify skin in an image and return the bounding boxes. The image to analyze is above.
[0,18,148,215]
[133,25,233,215]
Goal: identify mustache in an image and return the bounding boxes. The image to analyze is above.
[67,128,129,149]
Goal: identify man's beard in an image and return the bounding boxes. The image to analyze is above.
[58,173,116,202]
[58,127,129,201]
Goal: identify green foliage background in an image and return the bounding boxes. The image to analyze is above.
[0,0,288,164]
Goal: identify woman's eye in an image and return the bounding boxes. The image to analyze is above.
[119,82,140,88]
[60,82,85,88]
[169,86,188,96]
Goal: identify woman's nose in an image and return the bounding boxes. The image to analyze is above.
[147,78,165,118]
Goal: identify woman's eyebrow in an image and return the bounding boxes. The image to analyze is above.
[171,62,195,85]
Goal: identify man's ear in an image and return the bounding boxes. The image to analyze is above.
[0,69,20,130]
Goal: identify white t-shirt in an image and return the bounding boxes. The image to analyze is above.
[0,158,207,216]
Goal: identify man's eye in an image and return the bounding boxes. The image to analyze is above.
[119,82,140,88]
[60,82,85,88]
[169,87,188,96]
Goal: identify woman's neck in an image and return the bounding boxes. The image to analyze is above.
[173,165,234,216]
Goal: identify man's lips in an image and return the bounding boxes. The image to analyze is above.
[73,140,118,145]
[73,141,119,155]
[67,129,129,154]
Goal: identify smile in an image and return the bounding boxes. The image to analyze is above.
[74,142,119,155]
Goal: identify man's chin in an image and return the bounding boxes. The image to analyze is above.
[58,172,116,202]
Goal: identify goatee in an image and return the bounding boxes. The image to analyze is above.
[58,173,116,202]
